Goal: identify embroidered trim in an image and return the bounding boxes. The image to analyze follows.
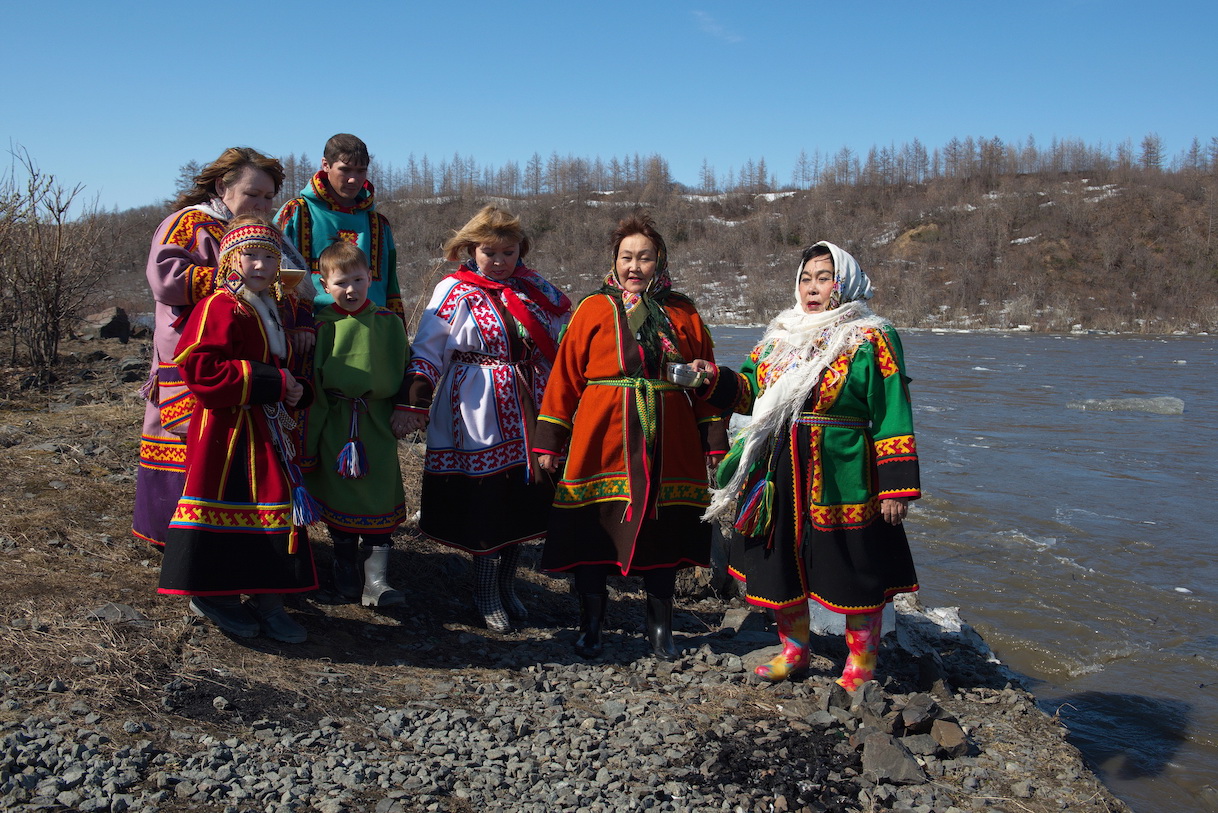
[169,497,292,532]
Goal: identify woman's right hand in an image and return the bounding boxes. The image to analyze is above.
[537,453,559,473]
[399,412,429,434]
[688,359,716,375]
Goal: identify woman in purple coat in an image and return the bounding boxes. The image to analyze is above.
[133,147,287,547]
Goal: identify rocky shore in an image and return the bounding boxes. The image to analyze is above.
[0,586,1131,813]
[0,336,1131,812]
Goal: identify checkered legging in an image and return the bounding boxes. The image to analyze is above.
[472,553,510,630]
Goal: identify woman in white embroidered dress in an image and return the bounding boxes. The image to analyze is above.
[403,206,571,631]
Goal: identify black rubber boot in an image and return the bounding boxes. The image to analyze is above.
[498,544,528,623]
[574,592,608,658]
[332,540,362,602]
[190,595,258,638]
[246,593,307,644]
[645,593,679,661]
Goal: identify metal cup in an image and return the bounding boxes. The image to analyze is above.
[665,362,705,388]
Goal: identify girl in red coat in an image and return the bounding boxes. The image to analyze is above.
[158,217,317,643]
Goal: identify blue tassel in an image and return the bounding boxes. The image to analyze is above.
[336,439,368,479]
[292,484,323,527]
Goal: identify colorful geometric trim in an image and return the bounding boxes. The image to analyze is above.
[728,567,813,611]
[169,497,292,533]
[276,199,316,271]
[729,567,918,613]
[809,498,879,531]
[162,209,224,251]
[139,436,187,471]
[189,264,217,305]
[367,215,385,280]
[424,440,529,476]
[387,294,405,322]
[815,351,855,410]
[554,475,709,508]
[158,387,196,430]
[318,501,407,534]
[875,434,917,463]
[809,583,918,614]
[871,328,900,379]
[307,171,375,213]
[407,356,442,388]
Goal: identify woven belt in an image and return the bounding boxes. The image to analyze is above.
[452,350,518,368]
[588,377,682,446]
[795,413,870,428]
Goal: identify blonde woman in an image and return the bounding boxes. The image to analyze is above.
[403,207,571,631]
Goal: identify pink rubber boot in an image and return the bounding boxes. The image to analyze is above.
[755,603,811,682]
[837,610,883,690]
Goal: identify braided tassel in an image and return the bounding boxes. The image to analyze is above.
[733,474,775,537]
[336,440,367,479]
[335,399,367,479]
[291,482,323,527]
[263,402,323,536]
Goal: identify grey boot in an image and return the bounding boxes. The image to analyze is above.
[245,593,307,644]
[361,546,405,607]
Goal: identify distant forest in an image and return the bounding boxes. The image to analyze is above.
[87,133,1218,339]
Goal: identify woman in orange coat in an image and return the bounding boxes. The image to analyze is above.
[535,213,726,660]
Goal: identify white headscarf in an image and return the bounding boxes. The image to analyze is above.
[704,242,888,522]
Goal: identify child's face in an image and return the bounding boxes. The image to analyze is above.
[473,241,520,281]
[321,158,368,205]
[238,248,280,294]
[322,264,372,311]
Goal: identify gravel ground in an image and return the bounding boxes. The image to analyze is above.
[0,595,1131,813]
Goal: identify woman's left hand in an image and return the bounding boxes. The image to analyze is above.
[881,498,908,525]
[706,453,724,473]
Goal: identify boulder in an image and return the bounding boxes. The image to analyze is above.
[931,718,972,758]
[78,308,131,343]
[861,733,927,785]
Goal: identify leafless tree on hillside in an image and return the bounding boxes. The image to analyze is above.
[0,149,118,383]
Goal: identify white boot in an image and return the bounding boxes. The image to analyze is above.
[361,546,405,607]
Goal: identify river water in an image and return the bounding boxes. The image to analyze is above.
[707,325,1218,813]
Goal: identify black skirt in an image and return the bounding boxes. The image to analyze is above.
[419,466,553,554]
[728,425,918,613]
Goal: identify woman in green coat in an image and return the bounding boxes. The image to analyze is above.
[692,241,920,688]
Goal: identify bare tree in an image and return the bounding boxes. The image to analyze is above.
[0,149,118,382]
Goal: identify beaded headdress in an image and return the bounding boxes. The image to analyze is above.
[218,222,282,296]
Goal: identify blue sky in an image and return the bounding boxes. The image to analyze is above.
[6,0,1216,211]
